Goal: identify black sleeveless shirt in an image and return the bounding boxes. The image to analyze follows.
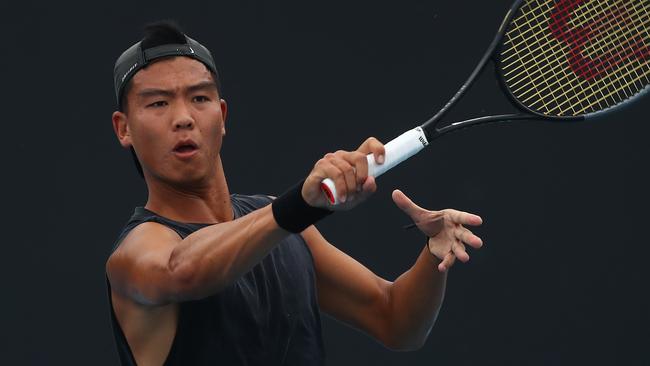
[106,194,325,365]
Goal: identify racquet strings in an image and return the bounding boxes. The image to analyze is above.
[500,0,650,117]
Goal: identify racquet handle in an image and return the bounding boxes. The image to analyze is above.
[320,127,429,205]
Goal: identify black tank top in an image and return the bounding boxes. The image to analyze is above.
[106,194,325,365]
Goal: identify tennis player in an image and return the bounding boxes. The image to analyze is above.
[106,22,484,365]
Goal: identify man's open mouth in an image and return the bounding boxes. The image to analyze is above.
[175,144,197,153]
[173,140,199,156]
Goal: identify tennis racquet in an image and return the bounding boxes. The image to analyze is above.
[321,0,650,205]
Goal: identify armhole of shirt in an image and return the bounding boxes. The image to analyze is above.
[106,218,184,366]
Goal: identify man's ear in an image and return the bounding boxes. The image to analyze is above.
[220,99,228,136]
[112,111,132,148]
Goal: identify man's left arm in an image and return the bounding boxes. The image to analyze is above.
[301,191,483,351]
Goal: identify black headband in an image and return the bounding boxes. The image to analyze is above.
[113,35,219,106]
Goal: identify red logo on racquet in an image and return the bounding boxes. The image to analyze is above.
[549,0,649,81]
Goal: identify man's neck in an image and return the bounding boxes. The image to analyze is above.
[143,159,234,224]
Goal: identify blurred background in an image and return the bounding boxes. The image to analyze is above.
[3,0,649,364]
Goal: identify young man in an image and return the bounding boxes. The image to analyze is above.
[107,22,484,365]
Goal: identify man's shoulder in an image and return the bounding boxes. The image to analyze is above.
[109,221,181,264]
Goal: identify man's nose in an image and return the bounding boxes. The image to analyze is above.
[172,103,195,130]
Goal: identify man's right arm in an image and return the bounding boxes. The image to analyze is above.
[107,204,287,306]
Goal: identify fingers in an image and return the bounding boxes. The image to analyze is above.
[446,209,483,227]
[443,227,482,267]
[452,240,470,263]
[360,175,377,194]
[313,137,384,205]
[435,243,467,272]
[357,137,385,164]
[329,157,357,200]
[391,189,426,218]
[318,150,374,203]
[454,226,483,249]
[429,223,483,272]
[348,151,369,188]
[438,252,456,272]
[317,158,350,203]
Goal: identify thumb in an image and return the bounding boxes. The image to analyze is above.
[392,189,424,218]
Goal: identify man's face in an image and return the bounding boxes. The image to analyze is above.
[112,57,227,186]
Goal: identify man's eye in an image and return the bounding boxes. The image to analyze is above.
[147,101,167,108]
[193,96,210,103]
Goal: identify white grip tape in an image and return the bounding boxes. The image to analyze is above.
[320,127,429,205]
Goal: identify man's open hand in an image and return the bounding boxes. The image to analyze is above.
[392,190,484,272]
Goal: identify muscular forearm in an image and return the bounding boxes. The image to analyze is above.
[168,205,289,300]
[385,246,447,350]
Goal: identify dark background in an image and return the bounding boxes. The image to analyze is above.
[4,0,649,365]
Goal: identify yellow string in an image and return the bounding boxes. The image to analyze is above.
[499,0,650,116]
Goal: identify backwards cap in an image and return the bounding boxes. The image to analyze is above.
[113,34,219,107]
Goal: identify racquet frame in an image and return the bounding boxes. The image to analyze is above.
[321,0,648,205]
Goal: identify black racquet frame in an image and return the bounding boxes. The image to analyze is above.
[420,0,586,142]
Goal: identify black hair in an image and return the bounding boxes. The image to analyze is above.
[141,20,187,48]
[119,21,187,112]
[120,21,222,178]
